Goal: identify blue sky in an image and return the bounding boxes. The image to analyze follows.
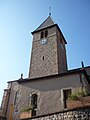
[0,0,90,104]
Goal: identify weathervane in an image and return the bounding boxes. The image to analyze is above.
[49,7,51,16]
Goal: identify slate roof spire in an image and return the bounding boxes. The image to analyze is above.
[32,16,55,34]
[31,16,67,44]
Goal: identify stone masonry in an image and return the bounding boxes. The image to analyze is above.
[29,25,67,79]
[21,107,90,120]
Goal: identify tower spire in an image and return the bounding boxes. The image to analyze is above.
[49,7,51,16]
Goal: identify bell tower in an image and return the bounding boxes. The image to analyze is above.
[29,16,68,79]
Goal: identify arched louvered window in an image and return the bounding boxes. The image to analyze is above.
[41,31,44,39]
[45,30,48,37]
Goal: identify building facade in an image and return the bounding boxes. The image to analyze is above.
[0,16,90,120]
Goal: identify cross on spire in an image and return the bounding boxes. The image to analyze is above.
[49,7,51,16]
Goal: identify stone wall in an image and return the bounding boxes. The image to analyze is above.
[21,107,90,120]
[29,26,59,79]
[29,24,68,79]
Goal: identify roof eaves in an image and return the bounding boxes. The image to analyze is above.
[31,24,56,34]
[18,69,84,83]
[7,67,90,84]
[7,78,28,83]
[56,24,67,44]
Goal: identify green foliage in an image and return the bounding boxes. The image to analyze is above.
[68,91,86,100]
[77,91,86,97]
[21,105,34,112]
[68,93,78,100]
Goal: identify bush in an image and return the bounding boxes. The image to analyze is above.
[68,91,86,100]
[21,105,34,112]
[77,91,86,97]
[68,93,78,100]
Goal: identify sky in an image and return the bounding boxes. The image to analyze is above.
[0,0,90,104]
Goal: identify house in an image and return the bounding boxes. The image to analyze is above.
[0,16,90,120]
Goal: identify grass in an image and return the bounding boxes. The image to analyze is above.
[68,91,89,100]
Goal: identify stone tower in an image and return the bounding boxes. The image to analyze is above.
[29,16,68,78]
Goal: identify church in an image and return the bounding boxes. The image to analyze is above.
[0,16,90,120]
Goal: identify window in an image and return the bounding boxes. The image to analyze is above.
[14,90,20,105]
[32,110,36,116]
[31,94,37,108]
[63,89,71,108]
[41,31,44,39]
[45,30,48,37]
[41,30,48,39]
[43,56,44,61]
[15,105,18,113]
